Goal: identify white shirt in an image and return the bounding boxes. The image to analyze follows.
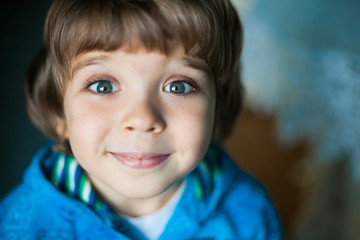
[124,181,186,240]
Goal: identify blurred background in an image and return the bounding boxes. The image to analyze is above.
[0,1,51,201]
[227,0,360,239]
[1,0,360,239]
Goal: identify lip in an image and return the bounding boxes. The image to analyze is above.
[110,152,171,169]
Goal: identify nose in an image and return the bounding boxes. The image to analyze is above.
[120,97,166,134]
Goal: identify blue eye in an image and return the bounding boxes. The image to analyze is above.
[164,81,193,94]
[89,80,119,94]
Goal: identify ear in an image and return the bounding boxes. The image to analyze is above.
[55,116,68,138]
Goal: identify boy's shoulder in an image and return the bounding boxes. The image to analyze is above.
[195,143,278,209]
[212,144,273,204]
[0,182,111,239]
[219,149,282,238]
[166,145,283,239]
[0,146,108,239]
[222,159,277,212]
[0,156,75,238]
[206,144,282,238]
[221,153,271,205]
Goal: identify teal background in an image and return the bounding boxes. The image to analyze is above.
[1,1,51,197]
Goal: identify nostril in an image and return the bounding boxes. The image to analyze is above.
[147,127,156,132]
[125,126,135,131]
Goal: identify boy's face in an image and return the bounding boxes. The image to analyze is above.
[61,46,215,210]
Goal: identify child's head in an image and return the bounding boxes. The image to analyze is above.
[26,0,243,155]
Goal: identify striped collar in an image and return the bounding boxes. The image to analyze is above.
[41,150,103,210]
[191,145,222,200]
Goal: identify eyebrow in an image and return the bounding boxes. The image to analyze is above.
[71,54,110,77]
[182,56,210,75]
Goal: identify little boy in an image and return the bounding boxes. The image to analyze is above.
[0,0,282,239]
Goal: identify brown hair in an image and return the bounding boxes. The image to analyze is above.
[25,0,243,154]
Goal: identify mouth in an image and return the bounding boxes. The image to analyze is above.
[110,152,171,169]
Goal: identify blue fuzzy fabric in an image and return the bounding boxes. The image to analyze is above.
[0,143,282,239]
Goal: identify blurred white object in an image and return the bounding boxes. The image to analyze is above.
[235,0,360,239]
[239,0,360,177]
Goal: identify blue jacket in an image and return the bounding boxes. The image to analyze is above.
[0,143,282,239]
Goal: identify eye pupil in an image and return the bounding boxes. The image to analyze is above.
[170,82,186,94]
[97,82,113,93]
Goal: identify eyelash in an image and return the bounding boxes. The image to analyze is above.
[163,79,199,95]
[83,76,200,96]
[84,77,119,95]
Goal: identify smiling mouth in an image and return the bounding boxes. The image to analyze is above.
[110,152,171,169]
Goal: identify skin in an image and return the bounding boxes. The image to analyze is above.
[60,46,216,217]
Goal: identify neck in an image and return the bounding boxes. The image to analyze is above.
[90,177,183,217]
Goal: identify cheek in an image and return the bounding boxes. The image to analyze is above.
[65,99,111,155]
[169,97,215,154]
